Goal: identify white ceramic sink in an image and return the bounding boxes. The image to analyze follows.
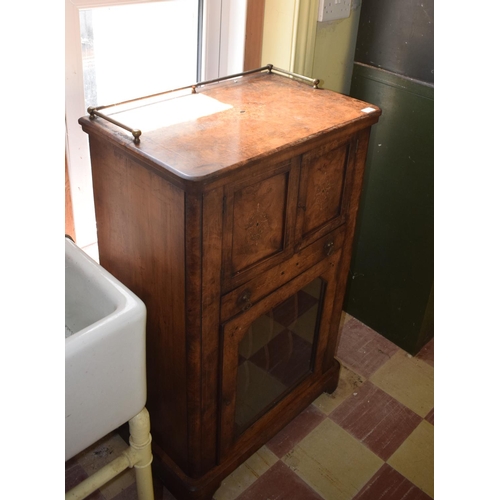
[65,237,147,461]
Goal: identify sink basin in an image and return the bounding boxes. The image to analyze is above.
[65,237,147,461]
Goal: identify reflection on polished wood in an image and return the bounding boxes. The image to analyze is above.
[235,278,324,433]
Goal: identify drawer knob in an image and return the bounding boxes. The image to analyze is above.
[238,289,253,311]
[324,240,335,256]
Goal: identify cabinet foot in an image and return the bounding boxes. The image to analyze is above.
[324,359,341,394]
[151,453,221,500]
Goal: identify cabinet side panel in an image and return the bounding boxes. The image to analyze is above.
[184,192,206,477]
[89,137,189,471]
[323,128,372,370]
[200,187,224,473]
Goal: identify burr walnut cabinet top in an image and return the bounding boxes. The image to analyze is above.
[79,72,381,185]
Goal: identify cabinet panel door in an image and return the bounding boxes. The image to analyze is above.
[219,253,342,461]
[221,159,300,292]
[296,137,357,249]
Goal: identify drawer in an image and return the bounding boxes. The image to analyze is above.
[295,136,357,250]
[221,225,346,323]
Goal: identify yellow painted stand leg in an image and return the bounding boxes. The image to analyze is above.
[66,408,154,500]
[128,408,155,500]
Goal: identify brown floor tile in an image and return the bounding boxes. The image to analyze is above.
[66,461,85,488]
[387,421,434,498]
[111,483,140,500]
[266,404,325,458]
[65,456,79,471]
[76,432,129,474]
[416,338,434,367]
[425,408,434,425]
[101,474,177,500]
[330,381,422,461]
[65,462,106,499]
[353,463,433,500]
[337,318,399,378]
[235,461,324,500]
[69,432,136,500]
[313,364,365,415]
[213,446,278,500]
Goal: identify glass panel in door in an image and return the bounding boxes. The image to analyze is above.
[234,277,325,434]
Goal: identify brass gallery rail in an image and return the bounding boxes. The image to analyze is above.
[86,64,321,143]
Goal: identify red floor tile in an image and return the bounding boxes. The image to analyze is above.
[65,463,88,491]
[111,483,140,500]
[353,463,432,500]
[235,460,323,500]
[266,404,325,458]
[336,318,399,378]
[425,408,434,425]
[65,463,106,499]
[110,480,178,500]
[330,381,422,461]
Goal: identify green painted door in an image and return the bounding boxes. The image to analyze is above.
[345,63,433,355]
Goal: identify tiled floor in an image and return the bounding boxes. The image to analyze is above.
[65,313,434,500]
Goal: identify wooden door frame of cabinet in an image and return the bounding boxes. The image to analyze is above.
[219,251,342,460]
[322,127,373,370]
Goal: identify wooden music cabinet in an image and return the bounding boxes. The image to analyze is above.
[79,68,381,500]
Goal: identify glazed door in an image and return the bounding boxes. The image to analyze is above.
[219,254,341,460]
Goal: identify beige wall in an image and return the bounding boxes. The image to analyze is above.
[261,0,300,70]
[311,4,362,94]
[261,0,362,94]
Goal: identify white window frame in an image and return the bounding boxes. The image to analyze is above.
[65,0,247,248]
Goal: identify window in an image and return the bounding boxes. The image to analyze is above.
[66,0,247,248]
[79,2,200,109]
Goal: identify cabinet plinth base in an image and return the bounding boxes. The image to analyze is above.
[151,363,341,500]
[151,457,220,500]
[325,359,341,394]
